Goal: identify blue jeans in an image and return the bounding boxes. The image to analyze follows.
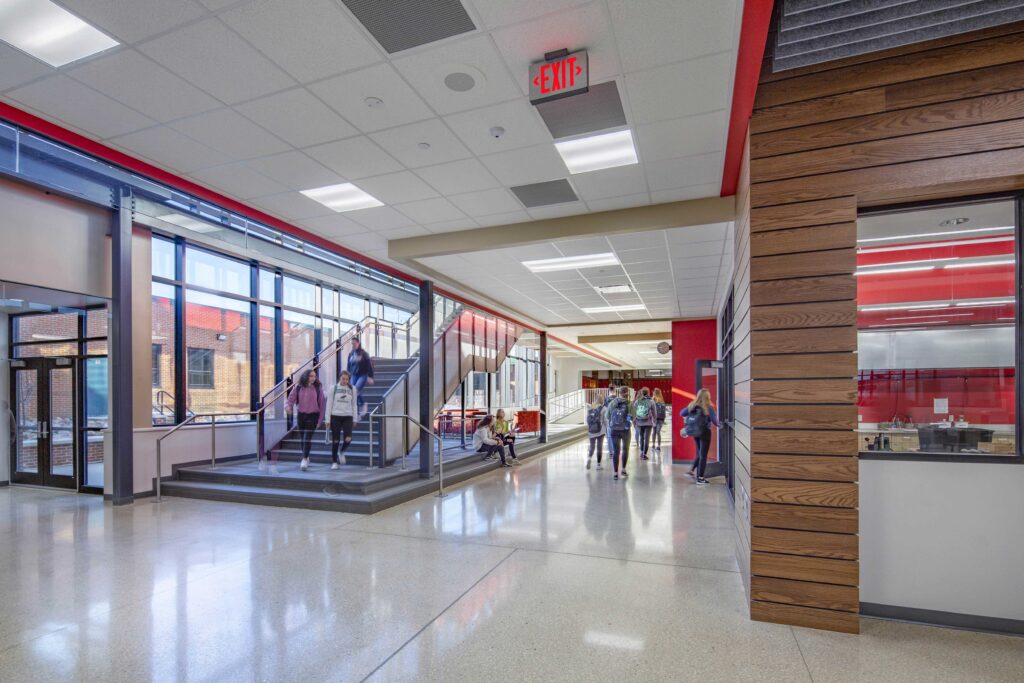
[352,373,368,412]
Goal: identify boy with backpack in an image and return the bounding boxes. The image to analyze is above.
[631,387,656,460]
[604,386,633,480]
[585,398,605,470]
[652,388,667,454]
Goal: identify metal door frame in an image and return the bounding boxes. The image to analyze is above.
[9,357,78,490]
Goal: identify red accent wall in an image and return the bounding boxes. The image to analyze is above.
[671,319,718,461]
[858,368,1016,425]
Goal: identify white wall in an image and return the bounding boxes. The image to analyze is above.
[130,422,257,495]
[861,460,1024,621]
[0,313,9,483]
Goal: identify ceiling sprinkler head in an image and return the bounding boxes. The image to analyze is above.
[417,142,431,150]
[364,96,384,108]
[489,126,506,139]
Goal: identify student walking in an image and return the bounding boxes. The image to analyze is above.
[347,337,375,417]
[325,370,358,469]
[494,409,520,465]
[605,386,632,480]
[286,369,325,471]
[632,387,656,460]
[585,397,604,470]
[652,388,667,453]
[680,388,721,486]
[603,382,618,456]
[473,415,509,467]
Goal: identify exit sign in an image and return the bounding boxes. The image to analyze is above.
[529,49,588,104]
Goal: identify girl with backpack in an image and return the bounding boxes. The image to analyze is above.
[285,369,326,472]
[652,388,667,454]
[604,386,632,480]
[631,387,656,460]
[325,370,358,469]
[680,388,720,486]
[585,397,605,470]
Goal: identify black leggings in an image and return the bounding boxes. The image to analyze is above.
[499,434,517,459]
[610,429,630,473]
[653,420,664,448]
[587,435,603,463]
[692,431,712,478]
[297,412,320,458]
[637,424,653,456]
[330,415,354,463]
[478,443,507,465]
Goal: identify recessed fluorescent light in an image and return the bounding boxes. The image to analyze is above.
[853,266,936,276]
[581,304,646,314]
[857,226,1013,244]
[523,252,620,273]
[944,259,1014,269]
[555,129,638,174]
[0,0,119,67]
[300,183,382,212]
[595,284,633,295]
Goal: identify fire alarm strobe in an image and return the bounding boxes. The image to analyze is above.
[529,48,589,105]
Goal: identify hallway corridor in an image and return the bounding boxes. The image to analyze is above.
[0,440,1021,681]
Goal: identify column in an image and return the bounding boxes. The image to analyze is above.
[110,190,134,505]
[539,331,548,443]
[418,280,434,477]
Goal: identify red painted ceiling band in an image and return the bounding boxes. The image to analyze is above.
[0,102,421,286]
[720,0,775,197]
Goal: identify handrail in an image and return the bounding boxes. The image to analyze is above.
[155,410,258,502]
[367,413,446,497]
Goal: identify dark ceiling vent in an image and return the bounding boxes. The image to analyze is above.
[341,0,476,54]
[535,81,627,140]
[773,0,1024,72]
[510,179,579,208]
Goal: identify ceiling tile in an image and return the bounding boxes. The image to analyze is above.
[414,158,500,195]
[644,153,722,192]
[527,202,586,220]
[6,75,156,139]
[625,52,732,125]
[585,193,650,212]
[395,198,466,224]
[139,19,295,104]
[236,88,357,148]
[252,191,335,220]
[68,50,221,124]
[370,118,472,168]
[474,210,531,227]
[0,44,55,92]
[569,164,648,201]
[305,136,404,179]
[491,2,621,96]
[448,188,521,217]
[609,0,740,72]
[443,98,551,156]
[356,171,439,204]
[339,232,388,251]
[636,111,727,163]
[649,182,721,203]
[392,35,520,115]
[669,241,724,258]
[107,126,228,171]
[479,144,567,186]
[299,213,366,237]
[309,63,434,133]
[171,109,290,160]
[666,223,729,244]
[468,0,589,29]
[424,218,479,233]
[347,206,417,230]
[189,162,288,199]
[57,0,207,43]
[379,225,431,239]
[245,151,343,190]
[221,0,381,83]
[554,237,611,256]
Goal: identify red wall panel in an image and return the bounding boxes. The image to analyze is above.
[671,319,718,462]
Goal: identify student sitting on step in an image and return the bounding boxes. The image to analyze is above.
[473,415,509,467]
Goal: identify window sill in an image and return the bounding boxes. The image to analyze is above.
[859,451,1024,464]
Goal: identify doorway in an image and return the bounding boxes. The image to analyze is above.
[696,358,732,488]
[10,357,78,488]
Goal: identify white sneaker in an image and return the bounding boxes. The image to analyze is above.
[258,460,267,472]
[339,456,346,466]
[270,465,279,475]
[300,457,309,471]
[331,462,340,470]
[586,458,592,470]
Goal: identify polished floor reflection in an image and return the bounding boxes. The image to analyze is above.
[0,439,1022,682]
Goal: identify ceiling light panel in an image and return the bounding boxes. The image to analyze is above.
[595,284,633,294]
[300,183,383,212]
[0,0,119,67]
[581,304,646,314]
[523,252,620,273]
[555,129,639,174]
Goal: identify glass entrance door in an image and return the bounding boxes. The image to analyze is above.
[10,357,78,489]
[696,359,731,487]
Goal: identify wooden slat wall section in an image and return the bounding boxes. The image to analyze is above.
[733,134,753,599]
[742,22,1024,634]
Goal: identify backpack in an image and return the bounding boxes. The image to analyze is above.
[608,399,629,431]
[655,402,667,420]
[634,398,652,420]
[586,407,603,432]
[683,407,709,436]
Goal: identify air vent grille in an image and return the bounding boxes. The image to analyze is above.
[341,0,475,54]
[535,81,627,139]
[510,179,578,208]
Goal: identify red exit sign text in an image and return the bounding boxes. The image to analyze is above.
[529,49,589,104]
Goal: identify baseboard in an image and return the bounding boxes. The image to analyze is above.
[860,602,1024,637]
[0,480,9,487]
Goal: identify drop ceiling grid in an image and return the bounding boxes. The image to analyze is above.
[0,0,737,258]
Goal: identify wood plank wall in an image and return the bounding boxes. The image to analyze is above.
[733,21,1024,634]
